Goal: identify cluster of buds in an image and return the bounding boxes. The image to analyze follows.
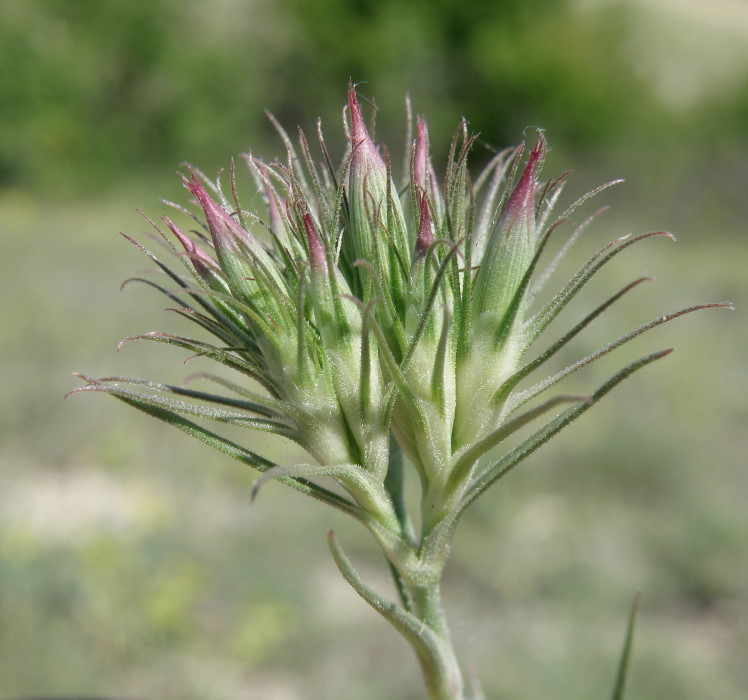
[74,85,730,699]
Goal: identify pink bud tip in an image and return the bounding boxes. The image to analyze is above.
[259,165,285,238]
[183,174,217,221]
[183,172,253,251]
[163,217,216,278]
[501,136,545,224]
[303,213,326,271]
[415,191,434,257]
[414,117,429,191]
[348,84,369,148]
[347,85,387,186]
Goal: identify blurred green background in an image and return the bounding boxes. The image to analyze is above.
[0,0,745,698]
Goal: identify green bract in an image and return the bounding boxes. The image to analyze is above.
[74,84,731,700]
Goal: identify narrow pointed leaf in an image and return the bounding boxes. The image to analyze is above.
[611,592,642,700]
[459,349,675,517]
[71,377,298,438]
[430,305,452,415]
[508,303,732,415]
[492,277,652,407]
[253,463,394,526]
[449,394,590,493]
[400,240,460,371]
[528,231,675,340]
[120,276,195,311]
[327,531,459,690]
[83,374,281,418]
[530,205,609,298]
[106,391,362,518]
[183,372,290,417]
[117,332,274,389]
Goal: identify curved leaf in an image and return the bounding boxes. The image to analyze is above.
[252,462,397,530]
[327,531,462,697]
[459,348,675,517]
[491,277,652,407]
[93,389,363,519]
[507,303,732,416]
[71,375,298,438]
[449,394,590,493]
[527,231,676,340]
[611,592,642,700]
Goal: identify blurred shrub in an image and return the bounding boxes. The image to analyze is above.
[0,0,282,190]
[1,0,673,193]
[277,0,664,152]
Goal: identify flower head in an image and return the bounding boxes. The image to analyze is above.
[74,86,731,545]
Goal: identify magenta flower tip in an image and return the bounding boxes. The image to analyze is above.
[415,191,434,257]
[303,213,327,271]
[414,116,429,191]
[501,137,544,224]
[346,85,395,254]
[182,173,212,213]
[163,216,216,277]
[163,215,193,251]
[183,172,251,252]
[183,174,223,233]
[348,84,369,148]
[347,84,383,171]
[259,165,285,238]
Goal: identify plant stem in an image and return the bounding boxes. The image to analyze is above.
[382,437,465,698]
[406,579,465,700]
[328,530,465,698]
[351,434,466,698]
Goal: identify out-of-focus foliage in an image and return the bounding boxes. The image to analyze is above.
[278,0,661,150]
[4,0,748,196]
[0,0,283,190]
[0,0,728,192]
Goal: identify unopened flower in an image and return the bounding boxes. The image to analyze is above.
[73,84,732,700]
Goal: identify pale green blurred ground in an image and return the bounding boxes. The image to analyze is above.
[1,1,746,698]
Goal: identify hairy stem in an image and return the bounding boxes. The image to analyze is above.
[328,530,465,698]
[407,580,465,700]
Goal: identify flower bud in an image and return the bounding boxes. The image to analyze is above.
[414,117,429,192]
[183,173,285,307]
[184,174,251,253]
[258,163,288,243]
[163,216,218,282]
[346,85,408,288]
[303,213,327,272]
[415,191,434,258]
[472,138,544,328]
[413,116,444,230]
